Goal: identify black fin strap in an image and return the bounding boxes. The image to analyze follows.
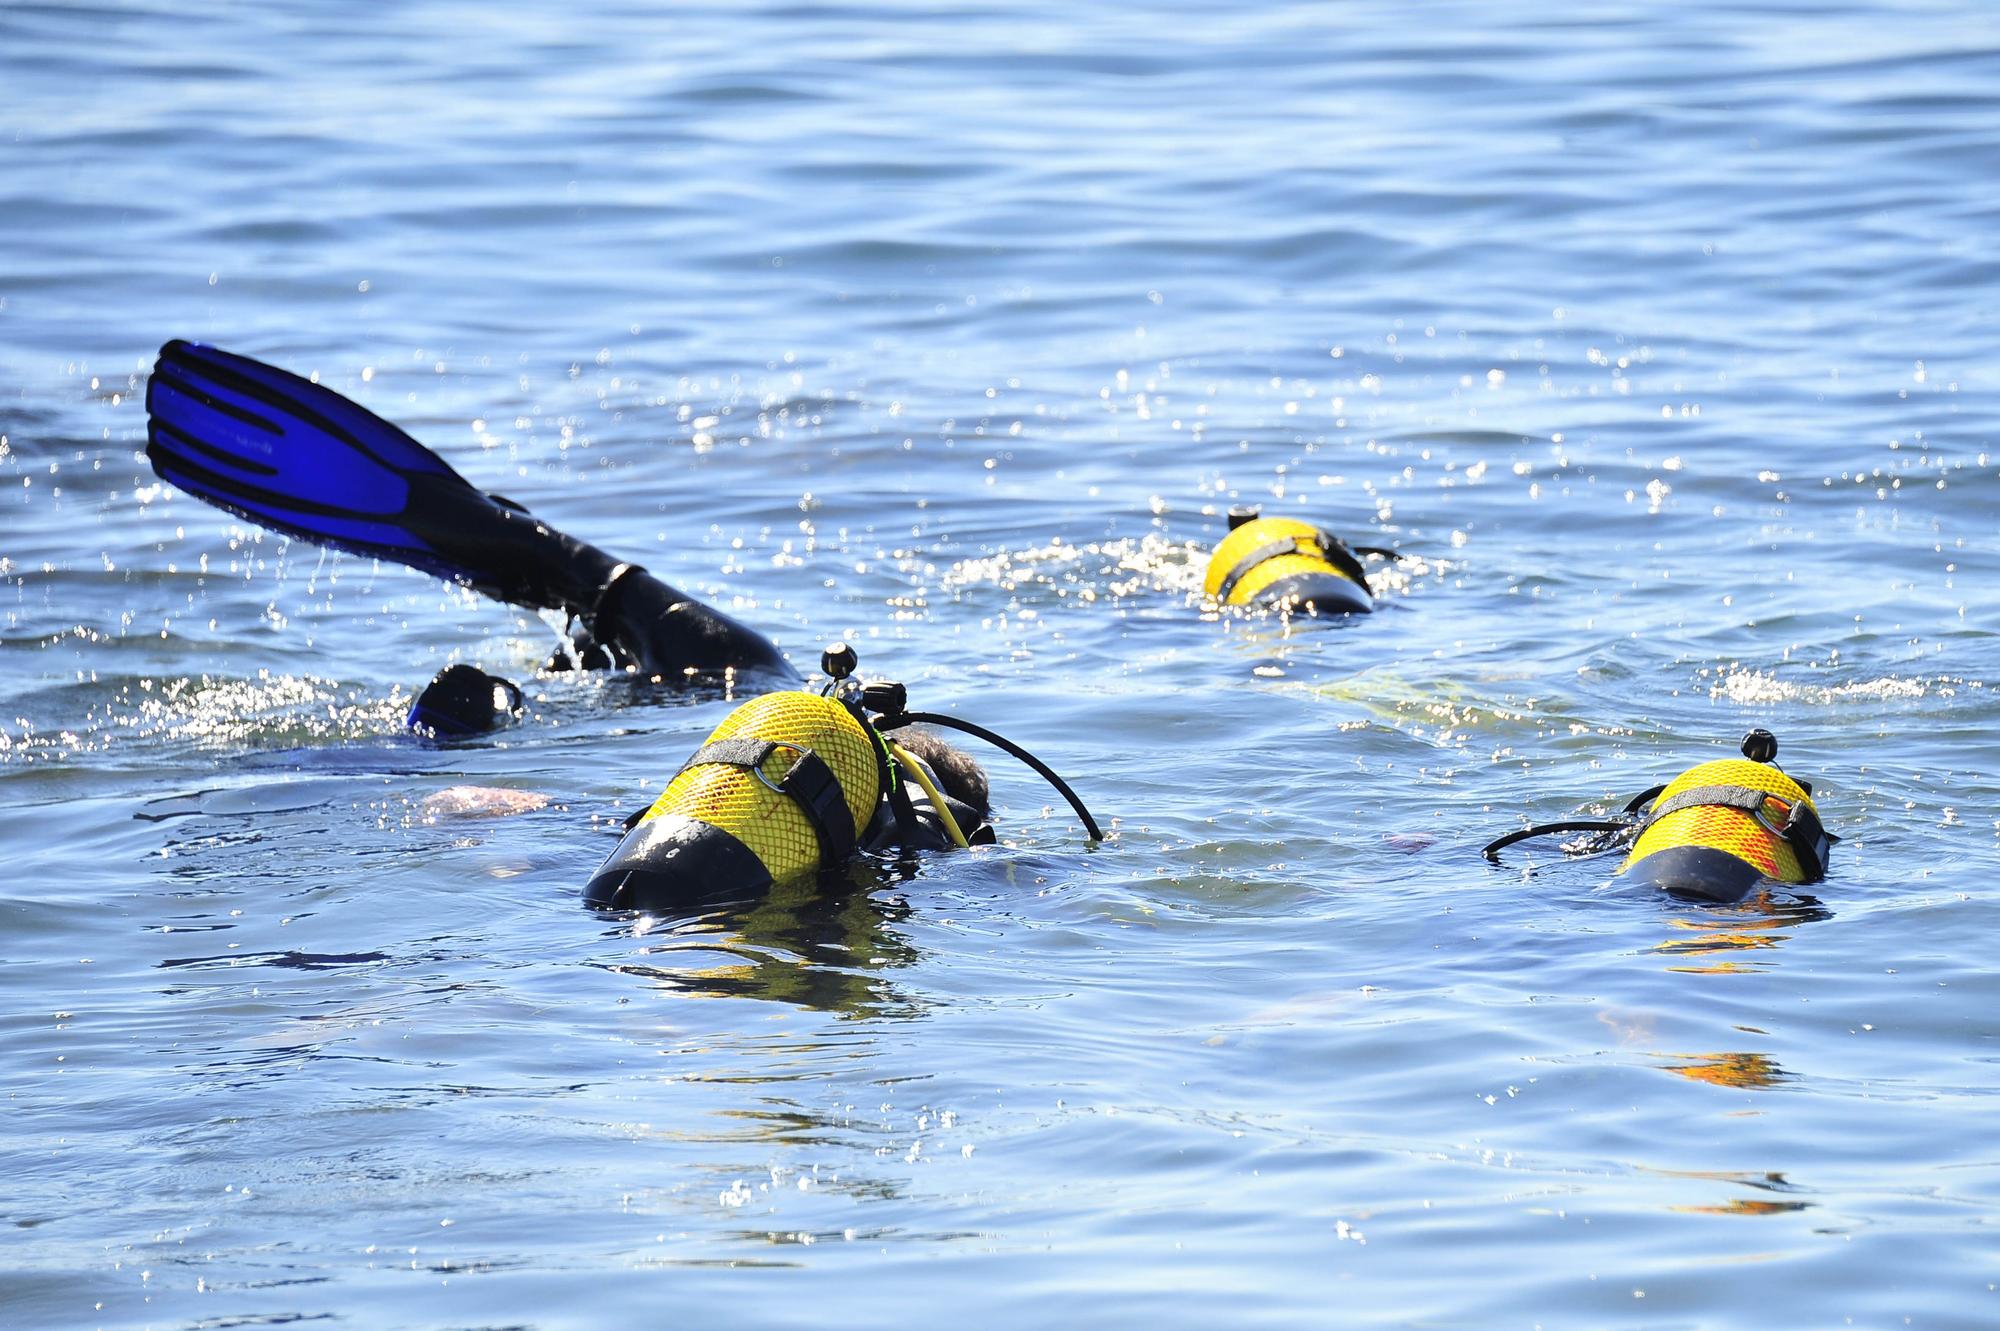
[1641,782,1834,882]
[677,738,856,863]
[587,561,648,627]
[1481,819,1634,864]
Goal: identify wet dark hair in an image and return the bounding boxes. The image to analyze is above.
[894,727,989,818]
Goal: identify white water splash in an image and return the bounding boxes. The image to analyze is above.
[1704,667,1976,706]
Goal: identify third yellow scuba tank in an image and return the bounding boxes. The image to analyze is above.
[1482,730,1836,903]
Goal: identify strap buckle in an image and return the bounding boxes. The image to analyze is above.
[749,739,810,795]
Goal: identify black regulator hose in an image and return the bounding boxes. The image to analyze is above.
[875,710,1105,842]
[1481,819,1634,864]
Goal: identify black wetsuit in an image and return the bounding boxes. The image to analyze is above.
[460,503,795,681]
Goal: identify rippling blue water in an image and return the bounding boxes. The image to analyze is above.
[5,2,2000,1326]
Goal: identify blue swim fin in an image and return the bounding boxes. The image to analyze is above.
[146,340,620,612]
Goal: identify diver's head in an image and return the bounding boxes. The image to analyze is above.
[1618,731,1832,902]
[1204,509,1373,614]
[584,690,884,913]
[408,664,524,738]
[890,726,989,820]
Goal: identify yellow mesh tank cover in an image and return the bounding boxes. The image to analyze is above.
[1622,758,1819,885]
[638,692,881,882]
[1204,516,1363,607]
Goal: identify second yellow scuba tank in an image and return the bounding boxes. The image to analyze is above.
[1202,507,1387,614]
[583,689,880,911]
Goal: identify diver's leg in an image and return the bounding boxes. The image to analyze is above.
[469,510,794,680]
[143,342,792,684]
[589,564,795,681]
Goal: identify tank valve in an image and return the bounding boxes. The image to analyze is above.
[821,641,858,681]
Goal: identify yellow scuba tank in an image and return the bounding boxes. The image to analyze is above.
[584,689,883,912]
[585,644,1106,915]
[1202,508,1374,614]
[1617,744,1831,901]
[1482,730,1836,903]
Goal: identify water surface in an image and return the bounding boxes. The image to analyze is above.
[4,1,1999,1326]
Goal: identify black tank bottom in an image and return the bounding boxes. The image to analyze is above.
[1620,846,1769,903]
[583,814,774,912]
[1257,571,1373,615]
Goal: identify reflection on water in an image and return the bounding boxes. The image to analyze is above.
[1650,892,1831,974]
[1652,1168,1815,1218]
[602,864,925,1017]
[1675,1198,1814,1217]
[1659,1051,1793,1091]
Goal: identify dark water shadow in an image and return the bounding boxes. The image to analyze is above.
[158,949,392,972]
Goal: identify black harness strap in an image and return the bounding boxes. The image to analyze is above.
[676,737,857,863]
[1317,531,1375,588]
[1214,529,1372,603]
[1644,783,1774,822]
[840,695,917,853]
[1214,536,1306,603]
